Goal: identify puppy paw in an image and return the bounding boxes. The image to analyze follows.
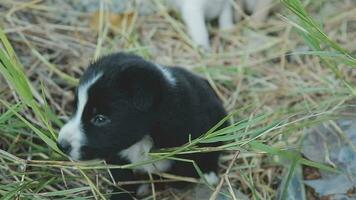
[203,171,219,186]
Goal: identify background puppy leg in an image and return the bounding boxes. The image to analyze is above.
[181,3,210,49]
[250,0,272,23]
[244,0,257,15]
[234,0,244,22]
[219,1,234,30]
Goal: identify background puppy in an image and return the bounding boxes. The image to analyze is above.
[167,0,274,49]
[57,53,228,199]
[168,0,234,49]
[87,0,273,49]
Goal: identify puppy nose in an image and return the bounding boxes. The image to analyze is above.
[57,141,71,154]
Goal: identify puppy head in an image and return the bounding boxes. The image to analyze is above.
[57,53,173,160]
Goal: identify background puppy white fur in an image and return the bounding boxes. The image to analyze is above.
[167,0,273,49]
[168,0,234,49]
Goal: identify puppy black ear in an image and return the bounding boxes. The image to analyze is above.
[118,65,164,111]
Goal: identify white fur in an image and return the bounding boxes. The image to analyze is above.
[203,171,219,185]
[58,73,102,160]
[168,0,233,49]
[156,64,176,85]
[119,135,172,174]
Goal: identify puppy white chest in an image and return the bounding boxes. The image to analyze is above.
[119,136,172,174]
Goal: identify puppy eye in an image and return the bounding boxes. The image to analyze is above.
[91,114,111,126]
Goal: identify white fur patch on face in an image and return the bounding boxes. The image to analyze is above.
[203,171,219,185]
[119,135,172,174]
[58,73,102,160]
[156,64,176,86]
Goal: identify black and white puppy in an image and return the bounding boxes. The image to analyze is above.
[57,53,228,199]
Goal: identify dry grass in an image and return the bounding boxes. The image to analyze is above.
[0,0,355,199]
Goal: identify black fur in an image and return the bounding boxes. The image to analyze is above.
[58,53,228,199]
